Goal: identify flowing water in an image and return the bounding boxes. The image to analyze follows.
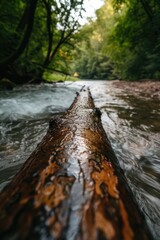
[0,80,160,239]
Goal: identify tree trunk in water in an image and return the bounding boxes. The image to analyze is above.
[0,87,152,240]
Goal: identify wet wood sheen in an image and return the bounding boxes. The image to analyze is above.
[0,87,152,239]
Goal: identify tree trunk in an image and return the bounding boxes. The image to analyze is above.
[140,0,153,21]
[42,0,53,67]
[0,87,152,240]
[0,0,38,70]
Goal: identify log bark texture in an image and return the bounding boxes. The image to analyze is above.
[0,87,152,240]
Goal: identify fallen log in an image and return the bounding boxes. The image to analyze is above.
[0,87,152,240]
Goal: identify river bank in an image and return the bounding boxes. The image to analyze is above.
[113,80,160,100]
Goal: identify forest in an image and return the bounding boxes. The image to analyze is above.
[0,0,160,86]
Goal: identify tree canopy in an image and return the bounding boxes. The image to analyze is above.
[0,0,84,83]
[0,0,160,83]
[73,0,160,80]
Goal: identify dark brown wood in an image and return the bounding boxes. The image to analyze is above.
[0,87,152,240]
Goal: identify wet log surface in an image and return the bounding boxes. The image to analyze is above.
[0,87,152,240]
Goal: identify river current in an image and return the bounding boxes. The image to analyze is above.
[0,80,160,239]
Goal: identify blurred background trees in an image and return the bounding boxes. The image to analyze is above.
[73,0,160,80]
[0,0,160,83]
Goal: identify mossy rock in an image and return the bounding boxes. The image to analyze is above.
[0,78,16,90]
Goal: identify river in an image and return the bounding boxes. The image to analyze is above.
[0,80,160,239]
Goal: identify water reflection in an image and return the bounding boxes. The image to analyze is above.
[113,95,160,132]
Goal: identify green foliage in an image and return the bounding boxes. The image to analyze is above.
[74,49,115,79]
[72,6,117,80]
[0,0,25,60]
[0,0,84,83]
[43,72,77,82]
[73,0,160,80]
[1,0,160,82]
[106,0,160,80]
